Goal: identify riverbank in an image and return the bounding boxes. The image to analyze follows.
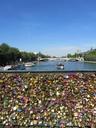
[84,60,96,64]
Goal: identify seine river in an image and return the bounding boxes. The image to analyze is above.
[25,60,96,71]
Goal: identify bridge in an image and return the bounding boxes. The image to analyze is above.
[46,57,84,61]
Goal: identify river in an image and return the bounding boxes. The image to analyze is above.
[25,60,96,71]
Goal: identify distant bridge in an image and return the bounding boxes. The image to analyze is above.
[45,57,84,61]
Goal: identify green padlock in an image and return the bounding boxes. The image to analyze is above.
[3,97,9,108]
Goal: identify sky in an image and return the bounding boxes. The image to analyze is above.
[0,0,96,56]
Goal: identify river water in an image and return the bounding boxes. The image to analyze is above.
[25,60,96,71]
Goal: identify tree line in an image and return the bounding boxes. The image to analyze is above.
[0,43,50,66]
[67,48,96,61]
[84,48,96,61]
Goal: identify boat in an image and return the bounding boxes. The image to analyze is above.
[25,62,35,67]
[57,63,64,69]
[0,66,4,71]
[3,65,12,71]
[9,64,25,70]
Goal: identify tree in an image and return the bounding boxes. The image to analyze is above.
[8,47,21,64]
[0,43,50,65]
[0,43,10,65]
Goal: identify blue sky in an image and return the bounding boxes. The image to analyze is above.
[0,0,96,56]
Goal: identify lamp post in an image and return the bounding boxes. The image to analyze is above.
[19,58,22,64]
[34,52,40,63]
[37,52,40,63]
